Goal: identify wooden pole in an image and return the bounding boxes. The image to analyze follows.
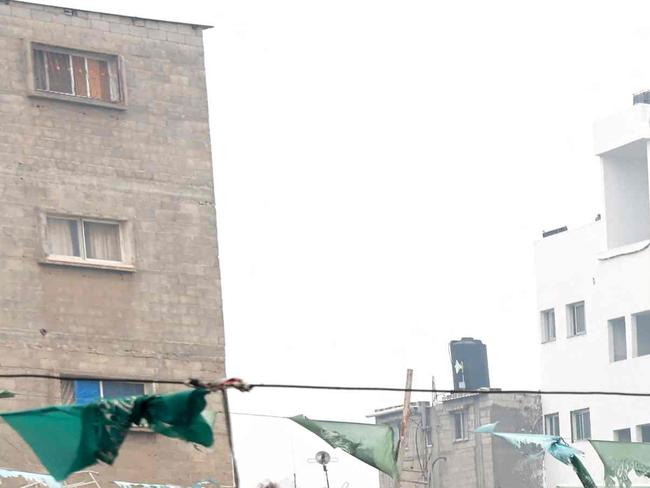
[396,369,414,488]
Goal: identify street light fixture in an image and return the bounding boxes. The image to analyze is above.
[315,451,331,488]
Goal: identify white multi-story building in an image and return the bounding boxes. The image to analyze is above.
[535,97,650,487]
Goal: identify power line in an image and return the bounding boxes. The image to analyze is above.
[248,383,650,398]
[229,412,287,419]
[2,374,650,397]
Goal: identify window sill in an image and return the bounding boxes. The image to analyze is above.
[453,437,469,443]
[39,256,135,273]
[28,90,127,111]
[541,339,557,344]
[567,332,586,339]
[599,239,650,261]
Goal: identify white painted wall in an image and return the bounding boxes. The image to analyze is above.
[536,105,650,487]
[602,143,650,249]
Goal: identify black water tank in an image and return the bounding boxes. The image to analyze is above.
[449,337,490,390]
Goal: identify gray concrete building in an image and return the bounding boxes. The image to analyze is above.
[0,1,231,485]
[371,393,543,488]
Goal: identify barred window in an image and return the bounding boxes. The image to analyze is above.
[33,44,122,103]
[571,408,591,441]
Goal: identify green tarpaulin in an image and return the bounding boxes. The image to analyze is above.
[590,440,650,488]
[290,414,398,479]
[476,423,596,488]
[0,389,214,481]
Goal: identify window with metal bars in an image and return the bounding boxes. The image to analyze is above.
[32,45,122,103]
[571,408,591,442]
[544,412,560,436]
[452,410,467,441]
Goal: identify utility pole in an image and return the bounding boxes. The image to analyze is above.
[396,369,413,488]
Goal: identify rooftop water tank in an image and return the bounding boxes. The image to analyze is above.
[449,337,490,390]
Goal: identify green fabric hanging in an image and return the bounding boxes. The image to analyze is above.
[0,390,15,399]
[570,455,598,488]
[0,389,213,481]
[476,423,596,488]
[590,440,650,487]
[290,414,398,479]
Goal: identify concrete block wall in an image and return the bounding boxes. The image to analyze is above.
[0,1,231,485]
[434,394,542,488]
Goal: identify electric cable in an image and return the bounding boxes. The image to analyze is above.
[2,374,650,397]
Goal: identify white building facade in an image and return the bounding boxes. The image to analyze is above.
[535,100,650,487]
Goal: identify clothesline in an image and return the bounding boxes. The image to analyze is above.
[2,373,650,397]
[2,384,650,488]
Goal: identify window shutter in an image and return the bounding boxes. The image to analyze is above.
[71,56,87,97]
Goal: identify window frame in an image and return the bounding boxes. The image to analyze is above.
[544,412,560,436]
[26,40,127,110]
[608,317,627,362]
[39,211,135,272]
[571,408,591,442]
[614,428,632,442]
[61,378,153,405]
[632,311,650,358]
[452,410,467,442]
[540,308,556,343]
[567,301,587,337]
[638,423,650,443]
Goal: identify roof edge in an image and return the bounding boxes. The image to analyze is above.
[9,0,214,30]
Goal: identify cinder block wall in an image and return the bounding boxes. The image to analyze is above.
[435,394,542,488]
[0,1,231,484]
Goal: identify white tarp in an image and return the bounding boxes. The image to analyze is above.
[0,467,62,488]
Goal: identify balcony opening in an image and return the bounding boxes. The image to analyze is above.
[602,140,650,249]
[633,311,650,357]
[638,423,650,443]
[614,428,632,442]
[608,317,627,362]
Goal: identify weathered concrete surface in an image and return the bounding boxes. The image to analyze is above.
[0,1,231,485]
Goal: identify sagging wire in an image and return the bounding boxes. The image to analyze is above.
[2,374,650,397]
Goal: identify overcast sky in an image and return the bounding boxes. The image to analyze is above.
[29,1,650,486]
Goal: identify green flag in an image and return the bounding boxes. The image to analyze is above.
[475,423,596,488]
[290,414,398,479]
[590,440,650,487]
[0,389,213,480]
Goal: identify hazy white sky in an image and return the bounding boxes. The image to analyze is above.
[29,0,650,486]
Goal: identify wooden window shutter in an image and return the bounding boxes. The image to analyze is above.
[87,58,110,101]
[71,56,87,97]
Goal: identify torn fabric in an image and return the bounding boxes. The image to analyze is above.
[590,440,650,487]
[0,389,213,480]
[113,480,220,488]
[291,414,398,478]
[475,423,596,488]
[0,467,62,488]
